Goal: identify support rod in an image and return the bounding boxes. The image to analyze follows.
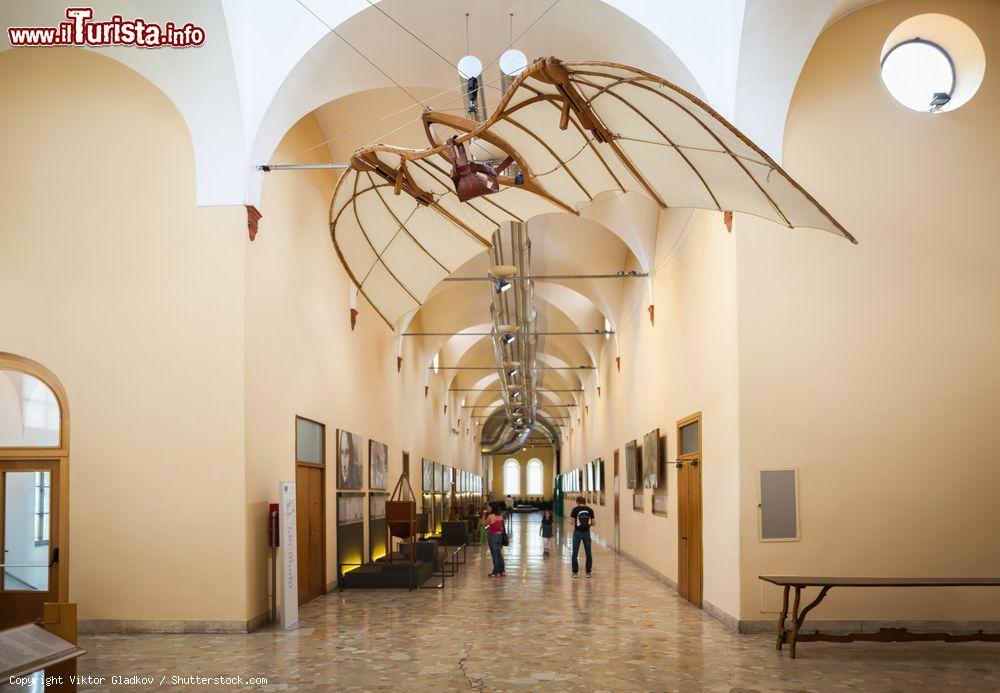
[431,366,596,370]
[404,330,614,336]
[450,388,583,392]
[257,163,350,171]
[444,273,647,281]
[463,404,577,408]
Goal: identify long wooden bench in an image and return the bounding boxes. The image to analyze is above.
[759,576,1000,658]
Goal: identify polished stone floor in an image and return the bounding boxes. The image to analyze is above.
[17,515,1000,691]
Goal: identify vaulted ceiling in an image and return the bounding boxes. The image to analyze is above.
[2,0,883,205]
[0,0,879,448]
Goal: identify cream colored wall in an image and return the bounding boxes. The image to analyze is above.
[489,447,555,498]
[738,0,1000,622]
[561,207,742,619]
[0,47,480,627]
[0,49,248,622]
[244,114,482,611]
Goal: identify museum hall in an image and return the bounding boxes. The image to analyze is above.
[1,0,999,690]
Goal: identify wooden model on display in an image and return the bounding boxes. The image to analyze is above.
[330,57,855,330]
[385,473,417,566]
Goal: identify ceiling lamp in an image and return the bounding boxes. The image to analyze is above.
[457,54,487,122]
[499,49,528,95]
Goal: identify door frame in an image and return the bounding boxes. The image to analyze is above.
[676,411,703,608]
[0,353,70,619]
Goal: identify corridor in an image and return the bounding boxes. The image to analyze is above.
[53,515,999,692]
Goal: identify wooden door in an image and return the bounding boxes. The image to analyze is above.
[612,449,620,552]
[295,464,325,605]
[676,412,703,607]
[677,459,703,606]
[0,461,60,629]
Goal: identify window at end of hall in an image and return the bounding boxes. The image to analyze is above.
[503,458,520,496]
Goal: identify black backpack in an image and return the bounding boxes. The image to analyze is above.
[576,509,591,530]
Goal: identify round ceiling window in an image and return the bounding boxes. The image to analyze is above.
[880,14,985,114]
[881,39,954,112]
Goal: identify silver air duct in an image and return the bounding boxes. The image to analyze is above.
[484,220,538,455]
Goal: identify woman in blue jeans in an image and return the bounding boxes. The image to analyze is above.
[482,502,506,578]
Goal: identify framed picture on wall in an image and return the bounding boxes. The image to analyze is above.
[336,429,364,489]
[625,440,638,489]
[633,492,644,511]
[369,439,388,490]
[422,458,433,494]
[643,428,660,489]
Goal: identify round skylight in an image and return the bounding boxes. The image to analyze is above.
[880,39,954,112]
[879,15,985,114]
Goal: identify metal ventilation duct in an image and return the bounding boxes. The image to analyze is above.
[483,220,539,455]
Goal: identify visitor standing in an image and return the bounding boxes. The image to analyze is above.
[479,503,490,545]
[569,496,595,577]
[540,510,554,557]
[482,502,506,578]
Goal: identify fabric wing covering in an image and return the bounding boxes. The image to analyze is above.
[330,58,855,327]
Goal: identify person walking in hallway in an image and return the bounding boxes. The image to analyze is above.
[483,502,506,578]
[569,496,595,577]
[540,509,554,557]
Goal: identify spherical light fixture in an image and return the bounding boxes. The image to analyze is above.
[456,54,483,79]
[499,48,528,96]
[499,49,528,77]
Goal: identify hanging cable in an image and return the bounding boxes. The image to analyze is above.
[296,0,426,108]
[364,0,458,74]
[483,0,561,72]
[278,0,561,162]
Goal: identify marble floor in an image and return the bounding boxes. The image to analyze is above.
[15,515,1000,692]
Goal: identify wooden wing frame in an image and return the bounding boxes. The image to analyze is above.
[330,57,855,328]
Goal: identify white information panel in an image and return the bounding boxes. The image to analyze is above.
[278,481,299,630]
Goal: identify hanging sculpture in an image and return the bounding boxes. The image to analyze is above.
[330,57,855,328]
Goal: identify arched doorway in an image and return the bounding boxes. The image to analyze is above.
[0,353,70,629]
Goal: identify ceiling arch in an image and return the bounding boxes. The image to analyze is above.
[2,1,885,204]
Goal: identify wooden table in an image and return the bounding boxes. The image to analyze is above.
[759,576,1000,658]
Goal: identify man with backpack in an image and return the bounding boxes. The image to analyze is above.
[569,496,596,578]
